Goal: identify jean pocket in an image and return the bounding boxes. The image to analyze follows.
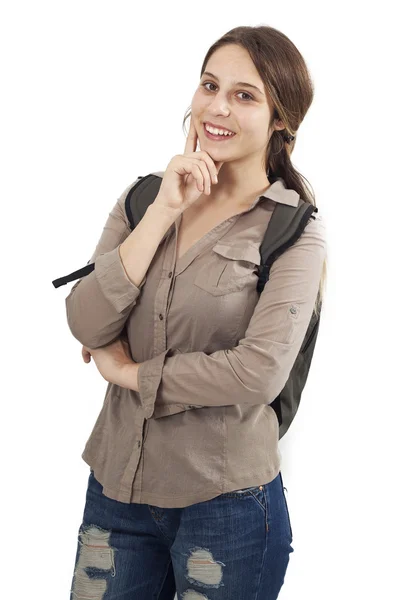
[221,484,267,515]
[233,485,263,494]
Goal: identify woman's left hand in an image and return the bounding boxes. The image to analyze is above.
[83,337,139,391]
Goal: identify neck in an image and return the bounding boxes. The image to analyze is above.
[203,180,271,212]
[205,160,271,209]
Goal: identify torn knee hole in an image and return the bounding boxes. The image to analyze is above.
[70,525,117,599]
[186,548,225,588]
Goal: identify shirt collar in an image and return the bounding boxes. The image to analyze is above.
[251,177,300,209]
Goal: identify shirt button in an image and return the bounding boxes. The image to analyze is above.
[159,314,164,320]
[168,271,173,278]
[137,440,141,448]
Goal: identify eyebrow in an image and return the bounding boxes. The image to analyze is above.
[201,71,265,96]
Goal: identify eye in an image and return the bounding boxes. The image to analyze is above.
[237,91,254,101]
[201,82,254,101]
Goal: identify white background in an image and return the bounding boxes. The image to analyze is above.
[1,1,399,598]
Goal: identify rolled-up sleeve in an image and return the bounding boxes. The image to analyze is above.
[65,178,147,349]
[137,213,327,420]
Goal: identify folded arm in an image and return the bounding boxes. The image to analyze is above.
[137,214,327,420]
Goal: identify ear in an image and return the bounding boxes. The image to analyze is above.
[274,119,286,133]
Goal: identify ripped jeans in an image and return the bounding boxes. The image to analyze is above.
[69,469,294,600]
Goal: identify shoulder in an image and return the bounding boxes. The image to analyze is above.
[301,209,327,248]
[116,172,164,210]
[114,176,144,229]
[116,176,143,208]
[272,209,327,271]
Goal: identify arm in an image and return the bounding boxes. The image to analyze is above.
[65,179,177,349]
[136,214,327,420]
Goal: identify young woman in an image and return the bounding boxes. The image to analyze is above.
[68,25,327,600]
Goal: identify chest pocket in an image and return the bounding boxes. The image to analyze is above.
[193,241,261,296]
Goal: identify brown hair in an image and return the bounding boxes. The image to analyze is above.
[182,25,327,318]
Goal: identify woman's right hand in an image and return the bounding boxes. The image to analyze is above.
[82,330,132,365]
[153,117,224,215]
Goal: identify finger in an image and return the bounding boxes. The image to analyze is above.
[82,346,91,362]
[196,151,220,185]
[189,163,204,192]
[121,339,133,360]
[121,339,130,352]
[196,159,212,195]
[183,161,205,192]
[172,157,205,192]
[184,115,198,155]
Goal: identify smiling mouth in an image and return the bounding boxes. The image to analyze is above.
[203,123,237,141]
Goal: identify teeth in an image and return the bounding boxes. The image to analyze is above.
[205,124,234,136]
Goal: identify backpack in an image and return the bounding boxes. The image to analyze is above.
[52,171,322,440]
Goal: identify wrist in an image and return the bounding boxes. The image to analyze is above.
[120,362,140,392]
[148,201,182,224]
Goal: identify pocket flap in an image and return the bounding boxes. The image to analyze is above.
[212,242,261,265]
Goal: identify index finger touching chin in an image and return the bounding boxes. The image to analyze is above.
[184,116,198,155]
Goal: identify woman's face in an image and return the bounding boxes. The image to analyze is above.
[191,44,277,169]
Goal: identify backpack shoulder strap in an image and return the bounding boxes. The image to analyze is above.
[256,185,321,440]
[124,172,164,230]
[51,172,163,288]
[256,194,318,294]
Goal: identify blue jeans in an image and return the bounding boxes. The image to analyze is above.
[70,469,294,599]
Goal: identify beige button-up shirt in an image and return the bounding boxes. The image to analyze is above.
[65,174,327,508]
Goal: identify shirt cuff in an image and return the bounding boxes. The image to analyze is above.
[137,348,174,419]
[94,245,147,313]
[137,348,206,420]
